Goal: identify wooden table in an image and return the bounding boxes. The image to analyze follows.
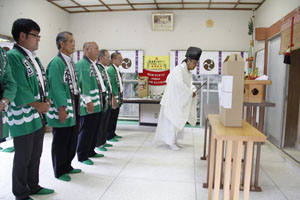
[123,98,160,104]
[202,102,275,192]
[207,114,266,200]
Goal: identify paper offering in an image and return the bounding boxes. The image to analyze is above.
[219,76,233,109]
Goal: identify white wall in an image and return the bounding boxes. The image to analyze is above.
[0,0,70,65]
[254,0,300,51]
[69,10,252,55]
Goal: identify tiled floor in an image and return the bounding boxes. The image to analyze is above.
[283,147,300,163]
[1,125,300,200]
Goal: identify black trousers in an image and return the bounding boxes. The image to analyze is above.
[107,108,119,140]
[77,112,101,161]
[96,109,111,147]
[13,126,45,200]
[51,96,80,178]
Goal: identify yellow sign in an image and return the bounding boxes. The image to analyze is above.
[144,55,169,70]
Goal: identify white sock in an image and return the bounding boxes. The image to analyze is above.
[169,144,180,150]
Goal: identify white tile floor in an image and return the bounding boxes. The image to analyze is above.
[1,125,300,200]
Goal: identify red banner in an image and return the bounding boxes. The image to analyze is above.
[139,69,170,85]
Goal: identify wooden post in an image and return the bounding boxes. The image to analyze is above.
[252,106,257,128]
[223,140,233,200]
[208,126,216,200]
[204,125,212,188]
[230,141,243,200]
[244,141,254,200]
[213,139,223,200]
[201,118,208,160]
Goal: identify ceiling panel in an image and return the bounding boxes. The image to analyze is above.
[240,0,262,2]
[129,0,154,2]
[47,0,265,13]
[159,4,183,8]
[53,0,77,7]
[236,4,259,9]
[86,6,109,11]
[133,5,158,9]
[210,4,235,8]
[66,7,86,12]
[75,0,102,6]
[102,0,128,4]
[156,0,182,2]
[184,4,209,8]
[211,0,238,2]
[110,5,133,10]
[186,0,210,2]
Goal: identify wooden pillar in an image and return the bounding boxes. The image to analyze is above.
[284,48,300,147]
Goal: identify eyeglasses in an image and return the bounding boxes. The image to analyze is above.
[27,33,41,39]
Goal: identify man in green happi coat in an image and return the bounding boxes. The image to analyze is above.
[0,47,17,151]
[107,52,124,142]
[46,31,81,182]
[96,49,113,151]
[7,18,54,200]
[76,42,105,165]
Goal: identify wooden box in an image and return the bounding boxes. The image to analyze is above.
[138,76,149,98]
[220,53,244,127]
[244,80,272,103]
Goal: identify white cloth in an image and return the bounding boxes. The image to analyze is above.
[154,105,184,145]
[61,53,79,95]
[91,60,106,92]
[99,62,113,105]
[103,65,112,92]
[113,64,123,93]
[20,46,45,93]
[154,62,197,145]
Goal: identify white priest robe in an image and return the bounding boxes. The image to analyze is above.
[154,62,197,145]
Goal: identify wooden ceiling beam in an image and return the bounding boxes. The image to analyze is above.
[153,0,159,9]
[127,0,135,10]
[47,0,70,13]
[255,0,265,11]
[48,0,263,13]
[98,0,112,11]
[71,0,89,11]
[63,2,261,8]
[69,7,252,13]
[234,0,240,8]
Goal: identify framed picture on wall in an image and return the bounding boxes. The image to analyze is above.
[152,12,174,31]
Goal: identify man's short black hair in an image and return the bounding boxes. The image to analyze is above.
[111,51,121,60]
[11,18,40,42]
[56,31,73,50]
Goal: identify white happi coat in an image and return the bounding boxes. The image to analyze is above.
[154,62,197,145]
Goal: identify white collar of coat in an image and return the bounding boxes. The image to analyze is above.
[113,64,119,72]
[181,62,191,73]
[89,58,97,65]
[61,52,71,63]
[19,45,37,58]
[98,61,107,67]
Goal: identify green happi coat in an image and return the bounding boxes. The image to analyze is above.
[76,57,103,116]
[0,47,17,139]
[97,63,112,112]
[107,64,123,108]
[6,47,46,137]
[46,55,77,127]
